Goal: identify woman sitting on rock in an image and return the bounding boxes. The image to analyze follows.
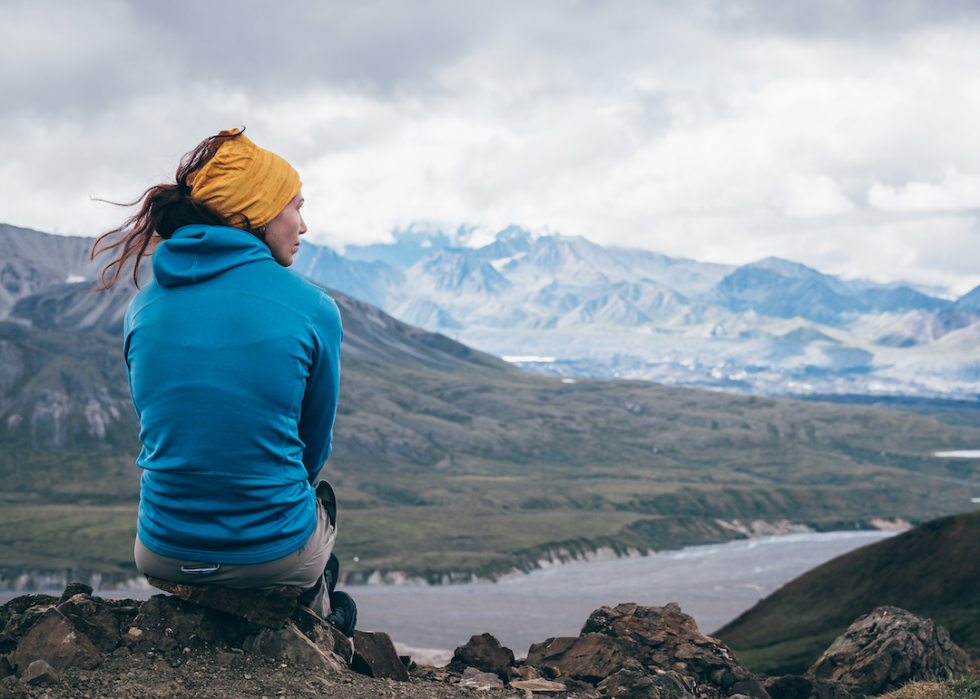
[92,128,355,635]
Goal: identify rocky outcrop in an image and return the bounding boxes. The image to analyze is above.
[0,582,364,689]
[806,606,975,696]
[5,588,978,698]
[518,602,769,699]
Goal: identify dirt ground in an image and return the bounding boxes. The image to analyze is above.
[2,645,557,699]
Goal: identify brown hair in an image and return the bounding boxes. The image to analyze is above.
[90,129,259,290]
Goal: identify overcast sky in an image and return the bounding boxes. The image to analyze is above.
[3,0,980,294]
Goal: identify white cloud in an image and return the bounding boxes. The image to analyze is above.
[2,1,980,294]
[784,176,854,217]
[869,169,980,212]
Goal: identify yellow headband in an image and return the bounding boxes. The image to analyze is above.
[188,129,302,230]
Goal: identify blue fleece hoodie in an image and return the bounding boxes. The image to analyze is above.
[125,225,342,564]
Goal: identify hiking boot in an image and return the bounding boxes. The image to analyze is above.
[325,590,357,637]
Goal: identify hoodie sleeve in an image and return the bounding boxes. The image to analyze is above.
[299,291,343,484]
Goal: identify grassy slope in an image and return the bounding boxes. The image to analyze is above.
[714,509,980,676]
[0,504,139,573]
[4,292,980,580]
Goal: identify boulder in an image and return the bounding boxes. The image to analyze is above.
[448,632,516,679]
[350,630,409,681]
[807,606,973,697]
[11,608,102,675]
[526,602,767,699]
[146,576,302,629]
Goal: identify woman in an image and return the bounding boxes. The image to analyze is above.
[92,128,355,635]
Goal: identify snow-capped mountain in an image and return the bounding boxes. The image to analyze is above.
[296,228,980,400]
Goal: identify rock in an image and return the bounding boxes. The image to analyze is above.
[458,666,504,690]
[11,608,102,674]
[527,633,628,684]
[526,636,578,678]
[511,677,570,693]
[764,675,853,699]
[146,576,302,629]
[448,632,516,679]
[525,602,764,698]
[516,665,543,681]
[0,594,59,632]
[150,680,182,696]
[350,630,409,681]
[0,656,12,680]
[216,651,244,666]
[292,605,353,663]
[129,594,244,652]
[807,606,972,696]
[58,582,93,603]
[250,622,346,675]
[598,669,696,699]
[21,659,58,686]
[0,634,15,655]
[3,606,53,640]
[56,593,129,652]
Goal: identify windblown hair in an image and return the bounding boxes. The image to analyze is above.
[91,129,258,290]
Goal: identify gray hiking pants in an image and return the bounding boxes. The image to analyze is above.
[134,494,336,619]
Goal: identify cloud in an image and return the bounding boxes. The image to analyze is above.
[869,169,980,212]
[784,176,854,217]
[2,0,980,293]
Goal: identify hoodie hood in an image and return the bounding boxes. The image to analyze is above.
[153,225,273,287]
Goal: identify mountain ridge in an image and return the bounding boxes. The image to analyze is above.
[715,508,980,676]
[291,227,980,400]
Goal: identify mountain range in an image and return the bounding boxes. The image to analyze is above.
[3,222,980,583]
[291,228,980,400]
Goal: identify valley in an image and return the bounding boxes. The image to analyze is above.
[2,223,980,585]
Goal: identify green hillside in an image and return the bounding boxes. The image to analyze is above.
[715,509,980,676]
